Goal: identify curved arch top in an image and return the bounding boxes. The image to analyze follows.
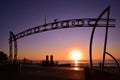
[10,18,115,41]
[9,6,117,70]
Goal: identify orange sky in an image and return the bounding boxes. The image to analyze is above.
[2,28,120,61]
[1,0,120,61]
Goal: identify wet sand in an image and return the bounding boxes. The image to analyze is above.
[0,66,84,80]
[1,64,120,80]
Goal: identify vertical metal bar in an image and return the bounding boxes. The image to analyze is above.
[89,29,94,68]
[9,32,13,62]
[14,38,18,61]
[9,40,13,62]
[9,32,18,62]
[102,7,110,71]
[89,6,110,69]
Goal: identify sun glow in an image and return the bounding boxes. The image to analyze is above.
[70,50,82,60]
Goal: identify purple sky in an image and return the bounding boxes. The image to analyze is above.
[0,0,120,60]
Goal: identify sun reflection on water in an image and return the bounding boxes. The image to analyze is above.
[73,60,80,71]
[75,60,79,66]
[74,67,79,71]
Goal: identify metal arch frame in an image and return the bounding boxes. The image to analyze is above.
[9,6,118,70]
[9,32,18,62]
[105,52,120,71]
[10,18,115,40]
[90,6,110,69]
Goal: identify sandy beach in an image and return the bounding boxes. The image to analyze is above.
[0,66,84,80]
[1,63,120,80]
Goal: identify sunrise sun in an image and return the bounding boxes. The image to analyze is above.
[70,50,82,60]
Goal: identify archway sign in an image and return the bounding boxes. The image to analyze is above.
[9,6,119,70]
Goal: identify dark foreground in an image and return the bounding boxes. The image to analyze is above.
[0,64,120,80]
[0,65,84,80]
[85,67,120,80]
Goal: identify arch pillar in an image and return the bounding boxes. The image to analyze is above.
[89,6,110,69]
[9,32,18,62]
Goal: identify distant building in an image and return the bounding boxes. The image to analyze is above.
[41,55,57,66]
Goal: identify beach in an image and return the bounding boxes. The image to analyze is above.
[0,65,84,80]
[1,63,120,80]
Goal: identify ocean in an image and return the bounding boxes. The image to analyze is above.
[58,60,120,67]
[31,60,120,67]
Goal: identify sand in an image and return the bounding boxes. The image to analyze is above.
[0,67,84,80]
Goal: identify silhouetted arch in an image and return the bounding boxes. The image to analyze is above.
[89,6,110,69]
[9,6,116,70]
[9,32,17,62]
[105,52,120,71]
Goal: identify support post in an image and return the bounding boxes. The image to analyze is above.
[89,6,110,69]
[9,31,18,63]
[14,38,18,61]
[102,6,110,71]
[9,32,13,62]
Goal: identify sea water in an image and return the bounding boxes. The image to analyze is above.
[58,60,120,67]
[31,60,120,67]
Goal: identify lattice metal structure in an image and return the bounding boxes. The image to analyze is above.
[9,6,119,70]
